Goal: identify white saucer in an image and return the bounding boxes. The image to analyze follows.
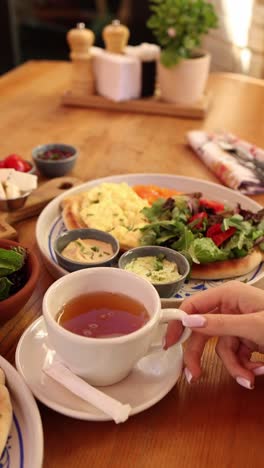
[15,317,183,421]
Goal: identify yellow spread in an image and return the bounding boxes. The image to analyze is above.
[124,255,181,284]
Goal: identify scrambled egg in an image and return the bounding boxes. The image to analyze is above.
[79,183,150,248]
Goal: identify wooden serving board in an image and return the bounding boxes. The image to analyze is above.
[0,176,82,240]
[62,91,210,119]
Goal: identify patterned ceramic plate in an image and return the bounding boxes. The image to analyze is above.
[0,356,43,468]
[36,173,264,302]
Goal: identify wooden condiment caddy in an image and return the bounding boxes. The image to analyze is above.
[63,20,210,119]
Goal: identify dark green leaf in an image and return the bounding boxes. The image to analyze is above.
[0,248,25,277]
[0,277,13,301]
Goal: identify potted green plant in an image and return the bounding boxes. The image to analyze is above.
[147,0,218,104]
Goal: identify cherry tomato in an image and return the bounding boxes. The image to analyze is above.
[4,154,24,164]
[20,160,32,172]
[0,160,5,168]
[4,158,26,172]
[206,223,236,246]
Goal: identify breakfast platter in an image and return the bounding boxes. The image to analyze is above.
[0,356,43,468]
[36,173,264,303]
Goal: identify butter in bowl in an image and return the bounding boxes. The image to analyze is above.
[0,169,38,211]
[53,228,120,272]
[118,246,190,298]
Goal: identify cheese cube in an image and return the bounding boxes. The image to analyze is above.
[5,180,20,199]
[93,51,141,102]
[0,169,13,182]
[8,171,37,192]
[0,182,6,199]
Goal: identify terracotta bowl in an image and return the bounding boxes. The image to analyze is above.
[0,239,40,324]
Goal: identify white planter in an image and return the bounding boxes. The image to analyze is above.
[158,51,211,104]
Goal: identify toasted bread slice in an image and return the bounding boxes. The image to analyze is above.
[191,249,263,280]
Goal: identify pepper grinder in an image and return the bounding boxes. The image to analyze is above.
[102,19,130,54]
[67,22,95,95]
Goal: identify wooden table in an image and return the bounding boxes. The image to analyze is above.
[0,61,264,468]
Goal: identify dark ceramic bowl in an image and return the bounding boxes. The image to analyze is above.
[0,239,40,324]
[118,246,190,298]
[53,228,120,272]
[32,143,78,178]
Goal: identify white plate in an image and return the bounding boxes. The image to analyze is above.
[36,173,264,302]
[15,317,183,421]
[0,356,43,468]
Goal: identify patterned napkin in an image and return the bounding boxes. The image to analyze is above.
[187,130,264,195]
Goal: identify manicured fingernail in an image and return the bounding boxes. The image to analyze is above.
[184,368,193,384]
[236,377,254,390]
[182,315,206,328]
[253,366,264,376]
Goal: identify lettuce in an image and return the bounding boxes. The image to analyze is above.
[222,215,251,233]
[140,199,264,267]
[223,232,253,253]
[142,196,191,223]
[140,219,195,265]
[188,238,228,264]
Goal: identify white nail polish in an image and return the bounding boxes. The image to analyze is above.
[184,368,193,384]
[182,314,206,328]
[253,366,264,376]
[236,377,254,390]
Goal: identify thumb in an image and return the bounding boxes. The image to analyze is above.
[182,312,264,346]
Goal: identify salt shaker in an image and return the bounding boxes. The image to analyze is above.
[102,19,130,54]
[67,22,95,95]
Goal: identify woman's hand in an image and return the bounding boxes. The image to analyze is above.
[165,281,264,389]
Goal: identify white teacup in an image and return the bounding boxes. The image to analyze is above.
[43,267,191,386]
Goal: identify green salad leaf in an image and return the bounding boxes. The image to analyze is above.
[188,238,228,264]
[142,196,191,223]
[223,232,254,254]
[0,247,27,301]
[0,277,13,301]
[140,219,192,246]
[142,198,169,222]
[222,215,252,234]
[139,195,264,269]
[0,248,25,277]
